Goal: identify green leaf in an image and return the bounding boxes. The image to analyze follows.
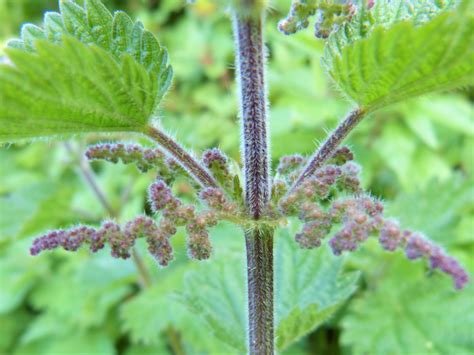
[323,0,474,111]
[341,257,474,354]
[120,264,189,345]
[0,182,57,241]
[19,314,71,346]
[0,240,50,314]
[0,308,32,352]
[13,330,115,355]
[0,182,77,243]
[0,0,172,142]
[124,343,171,355]
[181,250,248,352]
[180,225,358,352]
[30,254,134,327]
[386,177,474,245]
[275,228,359,351]
[404,95,474,136]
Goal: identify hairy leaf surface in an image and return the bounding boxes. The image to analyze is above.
[387,177,474,245]
[275,229,359,351]
[341,257,474,354]
[0,0,172,142]
[120,264,191,345]
[323,0,474,111]
[182,249,248,352]
[180,226,358,352]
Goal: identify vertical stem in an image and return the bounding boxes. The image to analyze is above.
[245,227,274,354]
[233,8,274,354]
[234,12,270,219]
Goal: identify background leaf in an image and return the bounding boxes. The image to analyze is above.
[340,257,474,355]
[386,177,474,245]
[323,0,474,111]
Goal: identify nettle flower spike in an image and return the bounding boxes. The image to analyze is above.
[30,216,173,267]
[202,148,233,189]
[278,0,356,38]
[295,194,468,290]
[329,146,354,165]
[276,154,306,184]
[148,179,221,260]
[86,143,175,179]
[278,160,361,215]
[274,146,468,290]
[186,211,218,260]
[199,188,239,215]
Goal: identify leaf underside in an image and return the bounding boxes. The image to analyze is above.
[323,0,474,111]
[0,0,172,142]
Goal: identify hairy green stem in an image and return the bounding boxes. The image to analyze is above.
[145,125,218,188]
[289,108,366,193]
[245,227,274,355]
[233,8,274,354]
[233,12,270,219]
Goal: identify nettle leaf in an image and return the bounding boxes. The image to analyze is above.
[323,0,474,111]
[30,254,135,327]
[275,228,359,351]
[180,226,358,352]
[13,329,115,355]
[120,264,190,345]
[0,308,32,352]
[0,0,172,142]
[0,240,50,314]
[341,257,474,354]
[386,177,474,246]
[182,249,248,353]
[0,182,77,243]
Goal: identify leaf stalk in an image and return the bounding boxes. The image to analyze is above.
[145,125,219,188]
[288,108,366,194]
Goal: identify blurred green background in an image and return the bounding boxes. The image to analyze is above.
[0,0,473,354]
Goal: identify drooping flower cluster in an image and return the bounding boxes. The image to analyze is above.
[32,140,469,290]
[328,197,384,254]
[199,187,238,215]
[276,154,306,184]
[273,147,469,290]
[278,156,361,215]
[30,177,222,265]
[186,211,218,260]
[278,0,356,38]
[404,232,468,290]
[148,180,240,260]
[31,144,245,266]
[202,148,235,193]
[85,143,175,178]
[30,216,173,266]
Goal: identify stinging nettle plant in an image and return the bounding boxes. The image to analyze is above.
[0,0,473,353]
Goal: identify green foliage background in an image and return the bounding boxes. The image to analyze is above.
[0,0,473,354]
